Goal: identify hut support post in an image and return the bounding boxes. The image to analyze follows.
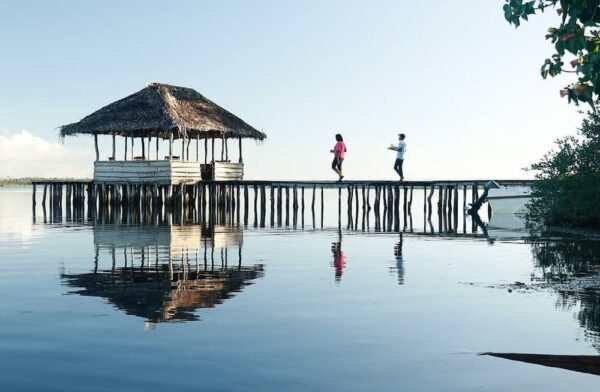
[204,139,208,165]
[156,137,159,160]
[187,137,191,161]
[124,137,128,160]
[94,134,99,161]
[239,137,243,163]
[112,133,116,160]
[221,134,225,161]
[169,133,173,161]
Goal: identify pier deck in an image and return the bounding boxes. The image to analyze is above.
[30,178,534,231]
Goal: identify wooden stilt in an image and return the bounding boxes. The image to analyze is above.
[320,186,324,229]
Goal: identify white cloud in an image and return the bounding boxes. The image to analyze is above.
[0,130,92,178]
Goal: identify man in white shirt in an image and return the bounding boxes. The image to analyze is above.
[389,133,406,181]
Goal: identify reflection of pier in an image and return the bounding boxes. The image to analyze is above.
[34,179,532,236]
[61,223,262,325]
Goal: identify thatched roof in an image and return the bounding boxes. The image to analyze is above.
[59,83,266,140]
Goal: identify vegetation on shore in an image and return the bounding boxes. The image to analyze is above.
[503,2,600,229]
[526,111,600,229]
[0,178,88,187]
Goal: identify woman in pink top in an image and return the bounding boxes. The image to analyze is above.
[330,133,346,181]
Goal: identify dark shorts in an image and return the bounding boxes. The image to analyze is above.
[332,157,343,170]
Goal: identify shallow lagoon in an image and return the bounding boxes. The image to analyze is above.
[0,187,599,391]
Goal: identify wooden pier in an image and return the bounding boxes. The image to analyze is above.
[32,179,533,233]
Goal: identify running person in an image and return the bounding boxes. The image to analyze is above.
[330,133,346,181]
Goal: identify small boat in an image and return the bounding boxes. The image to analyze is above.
[481,352,600,376]
[486,185,531,215]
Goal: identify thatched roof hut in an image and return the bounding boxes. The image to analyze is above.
[59,82,266,140]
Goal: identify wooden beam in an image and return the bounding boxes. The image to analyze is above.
[169,132,173,160]
[211,138,215,163]
[204,138,208,165]
[124,136,128,161]
[94,134,99,161]
[239,137,243,163]
[112,133,116,160]
[156,136,159,160]
[196,134,199,161]
[181,134,185,161]
[221,134,225,161]
[141,137,145,159]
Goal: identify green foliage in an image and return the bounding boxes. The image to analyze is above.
[0,177,85,187]
[504,0,600,107]
[527,110,600,228]
[0,178,33,187]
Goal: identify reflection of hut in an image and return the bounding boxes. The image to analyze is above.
[202,225,244,248]
[63,223,261,325]
[59,83,266,183]
[61,266,264,324]
[94,224,203,254]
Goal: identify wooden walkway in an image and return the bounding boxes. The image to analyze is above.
[31,178,533,231]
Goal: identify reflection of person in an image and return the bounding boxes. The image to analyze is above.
[330,133,347,181]
[388,133,406,181]
[331,240,345,281]
[393,235,405,285]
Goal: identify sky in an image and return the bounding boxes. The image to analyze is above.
[0,0,585,180]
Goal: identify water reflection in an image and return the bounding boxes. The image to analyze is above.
[61,221,264,326]
[390,234,405,285]
[331,229,345,282]
[530,238,600,350]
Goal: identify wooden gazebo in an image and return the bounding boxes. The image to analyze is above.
[60,83,266,184]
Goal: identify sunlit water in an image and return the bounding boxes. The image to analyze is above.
[0,187,599,391]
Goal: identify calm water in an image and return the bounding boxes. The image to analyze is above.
[1,187,599,391]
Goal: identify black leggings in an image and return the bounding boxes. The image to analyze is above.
[394,158,404,177]
[332,157,343,172]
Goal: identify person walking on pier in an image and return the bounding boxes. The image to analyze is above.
[388,133,406,181]
[330,133,346,181]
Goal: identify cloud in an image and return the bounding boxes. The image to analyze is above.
[0,130,92,178]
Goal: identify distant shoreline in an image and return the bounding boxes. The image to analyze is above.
[0,178,90,187]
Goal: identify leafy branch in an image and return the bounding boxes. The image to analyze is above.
[504,0,600,108]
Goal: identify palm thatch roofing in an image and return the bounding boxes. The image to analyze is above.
[59,83,266,140]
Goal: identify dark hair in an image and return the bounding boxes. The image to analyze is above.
[335,134,343,142]
[399,133,405,140]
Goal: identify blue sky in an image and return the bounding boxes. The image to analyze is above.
[0,0,583,180]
